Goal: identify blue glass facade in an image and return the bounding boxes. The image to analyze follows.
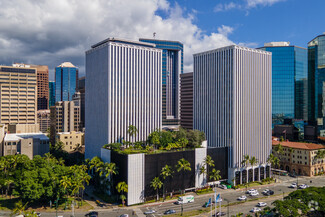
[308,34,325,126]
[139,39,183,125]
[49,81,55,107]
[55,64,78,102]
[261,46,307,126]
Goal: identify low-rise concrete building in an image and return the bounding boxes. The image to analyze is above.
[56,131,84,152]
[7,123,40,134]
[272,140,325,176]
[2,133,50,159]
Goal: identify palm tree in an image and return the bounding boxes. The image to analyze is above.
[116,181,128,206]
[5,179,13,198]
[199,165,207,186]
[127,125,138,144]
[100,162,119,194]
[313,150,325,165]
[241,155,250,184]
[249,156,258,182]
[175,158,191,193]
[204,155,214,183]
[151,177,163,201]
[12,200,28,216]
[60,175,71,198]
[160,165,174,200]
[209,169,221,188]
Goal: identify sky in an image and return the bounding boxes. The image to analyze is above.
[0,0,324,80]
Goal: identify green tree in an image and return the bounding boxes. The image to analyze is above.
[160,165,174,200]
[12,200,28,216]
[178,138,189,150]
[116,181,128,206]
[241,155,250,184]
[199,165,207,185]
[209,169,221,188]
[127,125,138,145]
[151,177,163,201]
[175,158,191,192]
[204,155,214,182]
[5,179,13,198]
[249,156,258,181]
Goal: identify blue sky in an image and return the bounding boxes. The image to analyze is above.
[160,0,324,48]
[0,0,323,76]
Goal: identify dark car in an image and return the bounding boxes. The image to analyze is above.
[213,212,226,216]
[85,211,98,217]
[164,209,176,215]
[263,189,274,196]
[203,202,212,208]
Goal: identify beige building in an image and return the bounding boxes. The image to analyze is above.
[13,63,49,110]
[272,140,325,176]
[57,131,84,152]
[37,110,50,133]
[2,133,49,159]
[50,92,81,144]
[0,65,37,129]
[8,123,40,134]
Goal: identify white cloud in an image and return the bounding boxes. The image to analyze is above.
[0,0,237,77]
[214,2,241,12]
[246,0,285,8]
[214,0,285,13]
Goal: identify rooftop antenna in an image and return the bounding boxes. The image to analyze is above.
[153,32,156,39]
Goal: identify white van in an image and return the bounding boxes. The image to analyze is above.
[176,195,194,204]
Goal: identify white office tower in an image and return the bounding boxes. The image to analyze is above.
[193,45,272,185]
[85,38,162,159]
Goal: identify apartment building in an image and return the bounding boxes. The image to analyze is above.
[57,131,84,152]
[50,92,81,144]
[0,65,37,129]
[272,140,325,176]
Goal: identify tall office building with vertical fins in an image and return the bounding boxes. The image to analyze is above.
[85,38,162,159]
[139,38,183,127]
[193,45,272,184]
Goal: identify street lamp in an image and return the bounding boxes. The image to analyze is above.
[224,198,230,217]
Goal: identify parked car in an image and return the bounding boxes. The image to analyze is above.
[250,207,261,213]
[257,202,267,207]
[289,183,297,188]
[85,212,98,217]
[247,189,258,194]
[119,215,129,217]
[237,195,247,201]
[250,191,259,196]
[299,184,308,189]
[164,210,176,215]
[219,184,227,189]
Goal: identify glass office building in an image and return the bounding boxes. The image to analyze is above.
[308,34,325,128]
[260,42,308,127]
[49,81,55,107]
[139,38,183,126]
[55,62,78,102]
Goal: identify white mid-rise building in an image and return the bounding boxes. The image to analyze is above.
[85,38,162,159]
[193,45,272,184]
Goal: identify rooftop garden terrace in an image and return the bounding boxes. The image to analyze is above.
[102,126,206,155]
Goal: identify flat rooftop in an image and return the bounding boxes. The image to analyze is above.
[91,37,156,49]
[5,133,49,141]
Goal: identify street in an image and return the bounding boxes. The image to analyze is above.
[1,175,324,217]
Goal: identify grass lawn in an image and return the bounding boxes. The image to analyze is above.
[0,196,93,212]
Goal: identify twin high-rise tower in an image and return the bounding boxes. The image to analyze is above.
[85,38,163,158]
